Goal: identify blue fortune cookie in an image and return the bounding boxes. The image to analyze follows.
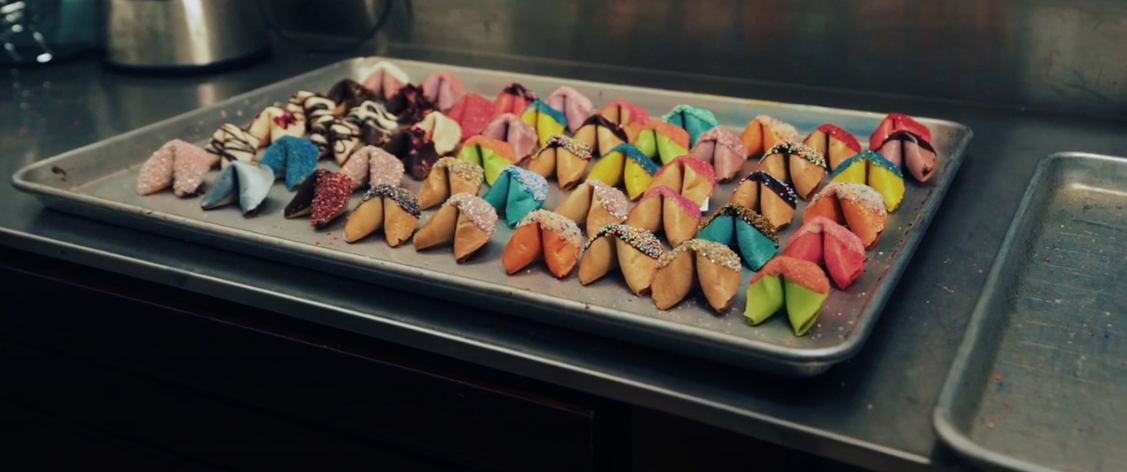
[696,203,779,270]
[483,165,550,227]
[258,136,319,191]
[200,160,275,215]
[660,104,720,147]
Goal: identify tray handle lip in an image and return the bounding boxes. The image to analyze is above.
[814,121,976,365]
[11,151,81,197]
[931,152,1084,472]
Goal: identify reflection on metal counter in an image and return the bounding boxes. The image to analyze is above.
[0,0,95,65]
[102,0,268,69]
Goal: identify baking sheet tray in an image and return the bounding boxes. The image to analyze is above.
[11,57,972,376]
[934,152,1127,471]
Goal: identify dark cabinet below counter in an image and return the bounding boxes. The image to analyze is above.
[0,248,629,471]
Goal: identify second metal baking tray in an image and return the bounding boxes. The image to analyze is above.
[934,152,1127,472]
[12,57,972,376]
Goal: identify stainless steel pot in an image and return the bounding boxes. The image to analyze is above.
[102,0,268,68]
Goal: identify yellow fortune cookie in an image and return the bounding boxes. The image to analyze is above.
[521,100,568,147]
[588,143,660,200]
[829,150,905,212]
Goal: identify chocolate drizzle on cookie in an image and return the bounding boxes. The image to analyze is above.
[386,84,433,125]
[744,171,798,209]
[303,94,337,154]
[346,100,399,146]
[328,119,362,163]
[581,114,629,143]
[205,123,259,165]
[327,79,378,115]
[501,83,538,102]
[306,116,333,157]
[286,90,316,126]
[886,130,937,154]
[383,127,440,180]
[303,94,335,122]
[306,111,362,163]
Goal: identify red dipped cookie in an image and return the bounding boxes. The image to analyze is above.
[492,83,538,118]
[804,124,861,171]
[783,216,865,289]
[447,92,494,141]
[598,99,650,127]
[803,182,887,249]
[869,112,937,182]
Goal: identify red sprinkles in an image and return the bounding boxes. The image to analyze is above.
[310,172,354,228]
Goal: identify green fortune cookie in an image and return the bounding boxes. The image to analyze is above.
[633,119,691,165]
[743,273,784,325]
[743,255,831,336]
[457,135,518,186]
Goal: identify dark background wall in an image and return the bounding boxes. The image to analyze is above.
[266,0,1127,120]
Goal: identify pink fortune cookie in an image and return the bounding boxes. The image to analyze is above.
[868,112,937,182]
[361,61,410,101]
[804,123,862,171]
[420,71,466,113]
[807,123,862,154]
[136,143,174,196]
[136,139,212,198]
[868,113,932,151]
[481,113,539,162]
[690,126,748,182]
[782,216,865,289]
[752,256,831,295]
[171,144,214,197]
[650,155,718,206]
[339,145,404,190]
[641,185,702,219]
[629,185,702,246]
[448,92,494,141]
[545,86,593,133]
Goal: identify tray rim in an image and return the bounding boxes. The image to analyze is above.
[931,151,1124,472]
[11,56,974,374]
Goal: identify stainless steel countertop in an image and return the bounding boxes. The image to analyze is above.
[5,43,1127,472]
